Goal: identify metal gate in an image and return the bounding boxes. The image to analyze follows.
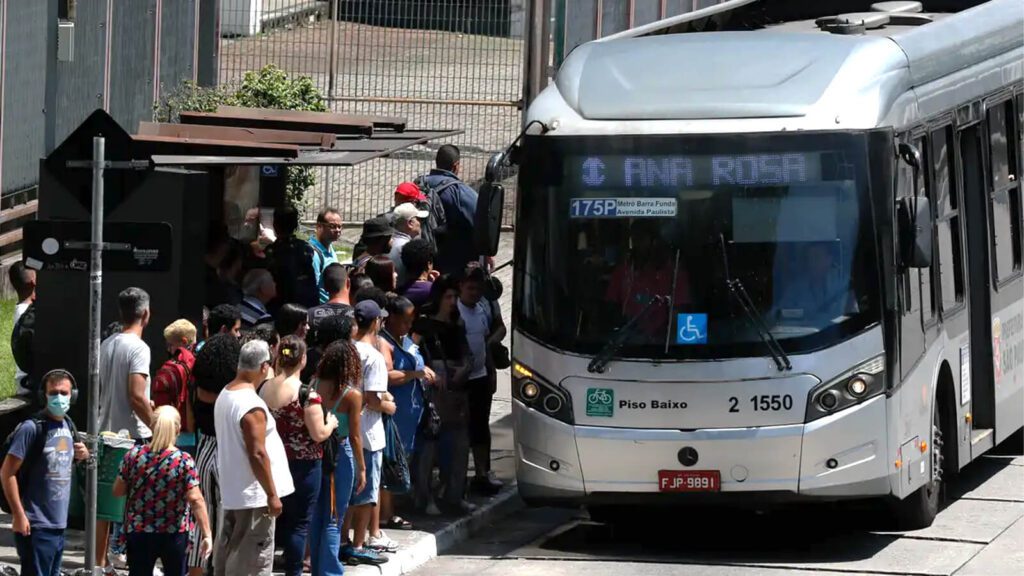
[217,0,524,225]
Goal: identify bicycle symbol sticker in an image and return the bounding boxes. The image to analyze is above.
[676,314,708,345]
[586,388,615,417]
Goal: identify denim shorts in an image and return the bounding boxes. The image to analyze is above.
[350,449,383,506]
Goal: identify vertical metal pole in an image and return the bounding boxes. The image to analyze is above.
[327,0,338,98]
[84,136,105,576]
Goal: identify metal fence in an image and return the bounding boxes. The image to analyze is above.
[217,0,525,226]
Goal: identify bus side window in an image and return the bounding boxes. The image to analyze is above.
[916,136,936,324]
[931,126,966,313]
[986,99,1023,282]
[897,155,919,317]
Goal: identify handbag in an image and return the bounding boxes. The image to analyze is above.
[419,386,442,440]
[381,415,412,494]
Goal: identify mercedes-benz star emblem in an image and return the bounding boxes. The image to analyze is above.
[678,447,699,467]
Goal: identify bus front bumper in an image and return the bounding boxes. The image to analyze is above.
[514,395,892,507]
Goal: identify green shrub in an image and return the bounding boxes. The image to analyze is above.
[156,65,329,210]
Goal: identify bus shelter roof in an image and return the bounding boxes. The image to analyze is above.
[146,129,462,167]
[135,105,459,167]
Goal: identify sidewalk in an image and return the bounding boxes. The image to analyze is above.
[0,376,521,576]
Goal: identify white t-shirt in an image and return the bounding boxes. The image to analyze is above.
[458,299,492,380]
[214,387,295,510]
[98,333,152,439]
[12,302,29,391]
[355,340,389,452]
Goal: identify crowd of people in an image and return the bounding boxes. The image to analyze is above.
[1,144,509,576]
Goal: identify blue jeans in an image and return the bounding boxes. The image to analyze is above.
[281,459,322,576]
[125,532,188,576]
[14,528,65,576]
[309,438,355,576]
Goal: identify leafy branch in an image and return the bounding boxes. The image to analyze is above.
[155,65,329,210]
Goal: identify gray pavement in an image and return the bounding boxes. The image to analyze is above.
[410,450,1024,576]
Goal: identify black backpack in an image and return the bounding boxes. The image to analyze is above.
[268,238,319,308]
[412,175,451,254]
[10,303,35,393]
[0,414,78,513]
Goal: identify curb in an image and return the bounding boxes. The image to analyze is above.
[352,486,523,576]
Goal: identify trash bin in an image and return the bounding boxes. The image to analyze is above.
[67,434,135,525]
[96,435,134,521]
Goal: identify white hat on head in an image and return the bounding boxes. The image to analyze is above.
[393,202,429,221]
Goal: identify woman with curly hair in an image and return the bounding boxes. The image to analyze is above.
[309,341,367,575]
[186,334,240,576]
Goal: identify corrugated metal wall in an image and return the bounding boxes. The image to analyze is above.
[0,0,48,197]
[0,0,199,202]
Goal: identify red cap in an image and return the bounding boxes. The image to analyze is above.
[395,181,427,202]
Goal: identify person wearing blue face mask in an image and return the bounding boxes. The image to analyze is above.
[1,370,89,576]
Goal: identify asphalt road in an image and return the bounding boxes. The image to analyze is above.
[410,438,1024,576]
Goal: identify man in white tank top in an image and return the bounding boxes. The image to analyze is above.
[213,340,294,576]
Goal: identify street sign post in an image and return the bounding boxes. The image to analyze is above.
[86,136,104,576]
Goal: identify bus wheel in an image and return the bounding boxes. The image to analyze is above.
[890,403,945,530]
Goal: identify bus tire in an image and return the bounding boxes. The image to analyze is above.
[889,398,946,530]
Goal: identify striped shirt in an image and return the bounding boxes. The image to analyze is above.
[240,296,272,327]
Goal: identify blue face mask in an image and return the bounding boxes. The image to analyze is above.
[46,393,71,418]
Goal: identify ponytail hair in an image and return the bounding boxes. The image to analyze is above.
[277,334,307,370]
[150,406,181,453]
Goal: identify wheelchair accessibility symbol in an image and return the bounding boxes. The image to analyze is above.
[676,314,708,345]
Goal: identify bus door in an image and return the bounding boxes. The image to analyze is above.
[957,121,996,455]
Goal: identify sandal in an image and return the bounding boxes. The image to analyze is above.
[386,515,413,530]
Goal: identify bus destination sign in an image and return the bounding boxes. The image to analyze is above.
[575,153,825,189]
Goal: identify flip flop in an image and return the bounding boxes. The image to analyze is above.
[386,515,413,530]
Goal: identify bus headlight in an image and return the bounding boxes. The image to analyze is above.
[512,361,574,425]
[805,355,885,423]
[847,377,868,397]
[521,380,541,400]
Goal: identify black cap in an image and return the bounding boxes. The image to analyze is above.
[354,300,388,323]
[361,216,394,240]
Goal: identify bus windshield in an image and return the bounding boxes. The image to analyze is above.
[513,132,882,361]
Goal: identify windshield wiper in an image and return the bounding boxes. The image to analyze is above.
[718,235,792,372]
[587,294,668,374]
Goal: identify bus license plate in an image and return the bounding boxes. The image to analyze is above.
[658,470,721,492]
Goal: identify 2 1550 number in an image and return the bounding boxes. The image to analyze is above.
[728,394,794,413]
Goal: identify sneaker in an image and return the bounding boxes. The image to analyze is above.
[368,531,399,553]
[344,547,388,566]
[339,542,355,562]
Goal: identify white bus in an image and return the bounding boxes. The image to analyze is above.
[494,0,1024,527]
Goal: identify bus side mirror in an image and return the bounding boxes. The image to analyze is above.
[484,151,505,184]
[474,181,504,257]
[898,196,932,269]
